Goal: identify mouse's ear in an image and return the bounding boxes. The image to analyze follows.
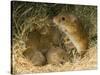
[70,14,78,22]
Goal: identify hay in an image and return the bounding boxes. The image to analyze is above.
[12,43,97,74]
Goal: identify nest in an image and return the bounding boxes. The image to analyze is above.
[11,1,97,74]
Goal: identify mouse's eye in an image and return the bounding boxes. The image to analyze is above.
[62,17,65,21]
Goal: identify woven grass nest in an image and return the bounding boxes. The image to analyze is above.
[11,1,97,74]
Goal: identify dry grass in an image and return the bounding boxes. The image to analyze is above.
[12,43,96,74]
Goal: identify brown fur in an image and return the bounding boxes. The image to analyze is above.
[53,14,89,58]
[23,48,46,66]
[46,47,68,64]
